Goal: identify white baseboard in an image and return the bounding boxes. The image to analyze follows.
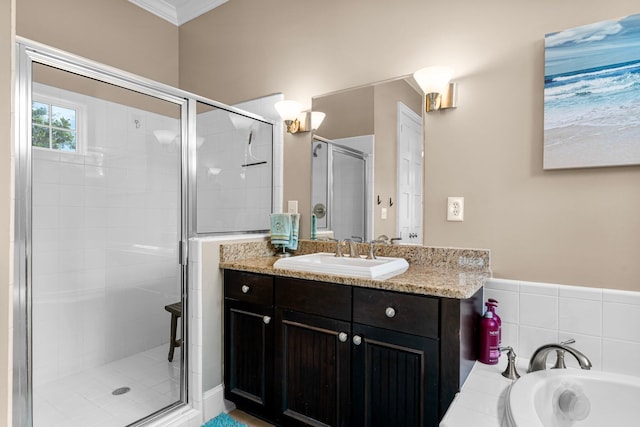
[203,384,236,421]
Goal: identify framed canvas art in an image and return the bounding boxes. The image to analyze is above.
[544,14,640,169]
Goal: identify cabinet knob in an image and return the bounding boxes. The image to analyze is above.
[241,284,250,294]
[338,332,348,342]
[385,306,396,318]
[353,335,362,346]
[263,316,271,325]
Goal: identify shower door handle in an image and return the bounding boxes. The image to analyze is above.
[178,240,187,265]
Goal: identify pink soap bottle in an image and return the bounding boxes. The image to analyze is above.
[487,298,502,345]
[479,302,500,365]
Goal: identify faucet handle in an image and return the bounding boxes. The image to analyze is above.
[366,239,389,259]
[553,338,577,369]
[376,234,390,243]
[499,346,520,380]
[552,350,567,369]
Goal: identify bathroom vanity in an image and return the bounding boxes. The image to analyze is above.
[220,240,490,427]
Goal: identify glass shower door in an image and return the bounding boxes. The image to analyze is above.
[27,62,186,427]
[331,147,366,241]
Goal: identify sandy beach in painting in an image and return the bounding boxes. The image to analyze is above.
[544,14,640,169]
[544,124,640,169]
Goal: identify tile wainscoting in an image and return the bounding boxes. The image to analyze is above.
[484,277,640,376]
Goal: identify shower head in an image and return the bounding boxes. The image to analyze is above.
[313,143,322,157]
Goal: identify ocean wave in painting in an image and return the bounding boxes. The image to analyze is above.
[544,59,640,130]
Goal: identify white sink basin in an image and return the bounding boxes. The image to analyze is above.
[273,252,409,280]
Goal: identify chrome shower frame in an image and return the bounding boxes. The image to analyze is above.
[13,37,276,427]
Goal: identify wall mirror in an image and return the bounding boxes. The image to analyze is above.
[311,76,424,244]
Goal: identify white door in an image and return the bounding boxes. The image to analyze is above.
[397,102,423,244]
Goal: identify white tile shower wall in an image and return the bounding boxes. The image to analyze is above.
[484,278,640,376]
[196,94,284,234]
[31,83,181,386]
[234,93,284,214]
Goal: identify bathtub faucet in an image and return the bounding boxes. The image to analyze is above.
[528,342,592,373]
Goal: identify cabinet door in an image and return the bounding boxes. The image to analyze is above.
[224,299,274,418]
[352,323,439,427]
[275,309,351,427]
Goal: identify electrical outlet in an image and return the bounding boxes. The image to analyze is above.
[447,197,464,221]
[287,200,298,214]
[381,207,387,219]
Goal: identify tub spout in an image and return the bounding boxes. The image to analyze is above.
[528,343,592,373]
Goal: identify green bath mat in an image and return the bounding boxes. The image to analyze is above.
[202,413,248,427]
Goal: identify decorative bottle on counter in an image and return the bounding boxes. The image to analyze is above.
[479,302,500,365]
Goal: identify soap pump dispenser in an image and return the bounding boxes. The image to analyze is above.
[479,302,500,365]
[487,298,502,345]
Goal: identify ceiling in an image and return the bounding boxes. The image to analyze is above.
[129,0,228,26]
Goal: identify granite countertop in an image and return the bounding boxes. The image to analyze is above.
[219,240,492,299]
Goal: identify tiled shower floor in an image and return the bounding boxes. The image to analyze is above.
[33,345,182,427]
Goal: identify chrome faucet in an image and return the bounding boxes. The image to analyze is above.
[376,234,389,243]
[528,341,592,373]
[343,238,360,257]
[366,239,389,259]
[552,338,576,369]
[322,238,343,257]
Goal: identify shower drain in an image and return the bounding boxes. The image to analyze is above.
[112,387,131,396]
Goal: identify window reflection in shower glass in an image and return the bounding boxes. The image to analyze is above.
[32,100,78,151]
[30,63,184,427]
[195,101,273,234]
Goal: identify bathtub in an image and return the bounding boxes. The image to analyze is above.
[504,369,640,426]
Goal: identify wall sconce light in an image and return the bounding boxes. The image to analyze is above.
[413,66,457,112]
[275,100,326,133]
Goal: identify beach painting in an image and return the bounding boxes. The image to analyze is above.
[544,14,640,169]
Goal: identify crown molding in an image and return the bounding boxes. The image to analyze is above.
[129,0,228,26]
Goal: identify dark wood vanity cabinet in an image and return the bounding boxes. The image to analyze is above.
[351,288,440,426]
[224,270,275,419]
[223,270,482,427]
[275,277,352,426]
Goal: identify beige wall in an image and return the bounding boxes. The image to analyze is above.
[180,0,640,291]
[1,0,14,424]
[313,86,375,139]
[17,0,179,86]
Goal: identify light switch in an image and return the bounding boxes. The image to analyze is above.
[381,207,387,219]
[288,200,298,214]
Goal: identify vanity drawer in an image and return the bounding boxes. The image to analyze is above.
[353,287,439,338]
[275,277,351,321]
[224,270,274,306]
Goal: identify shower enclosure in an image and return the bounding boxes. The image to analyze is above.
[311,136,370,241]
[13,40,275,427]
